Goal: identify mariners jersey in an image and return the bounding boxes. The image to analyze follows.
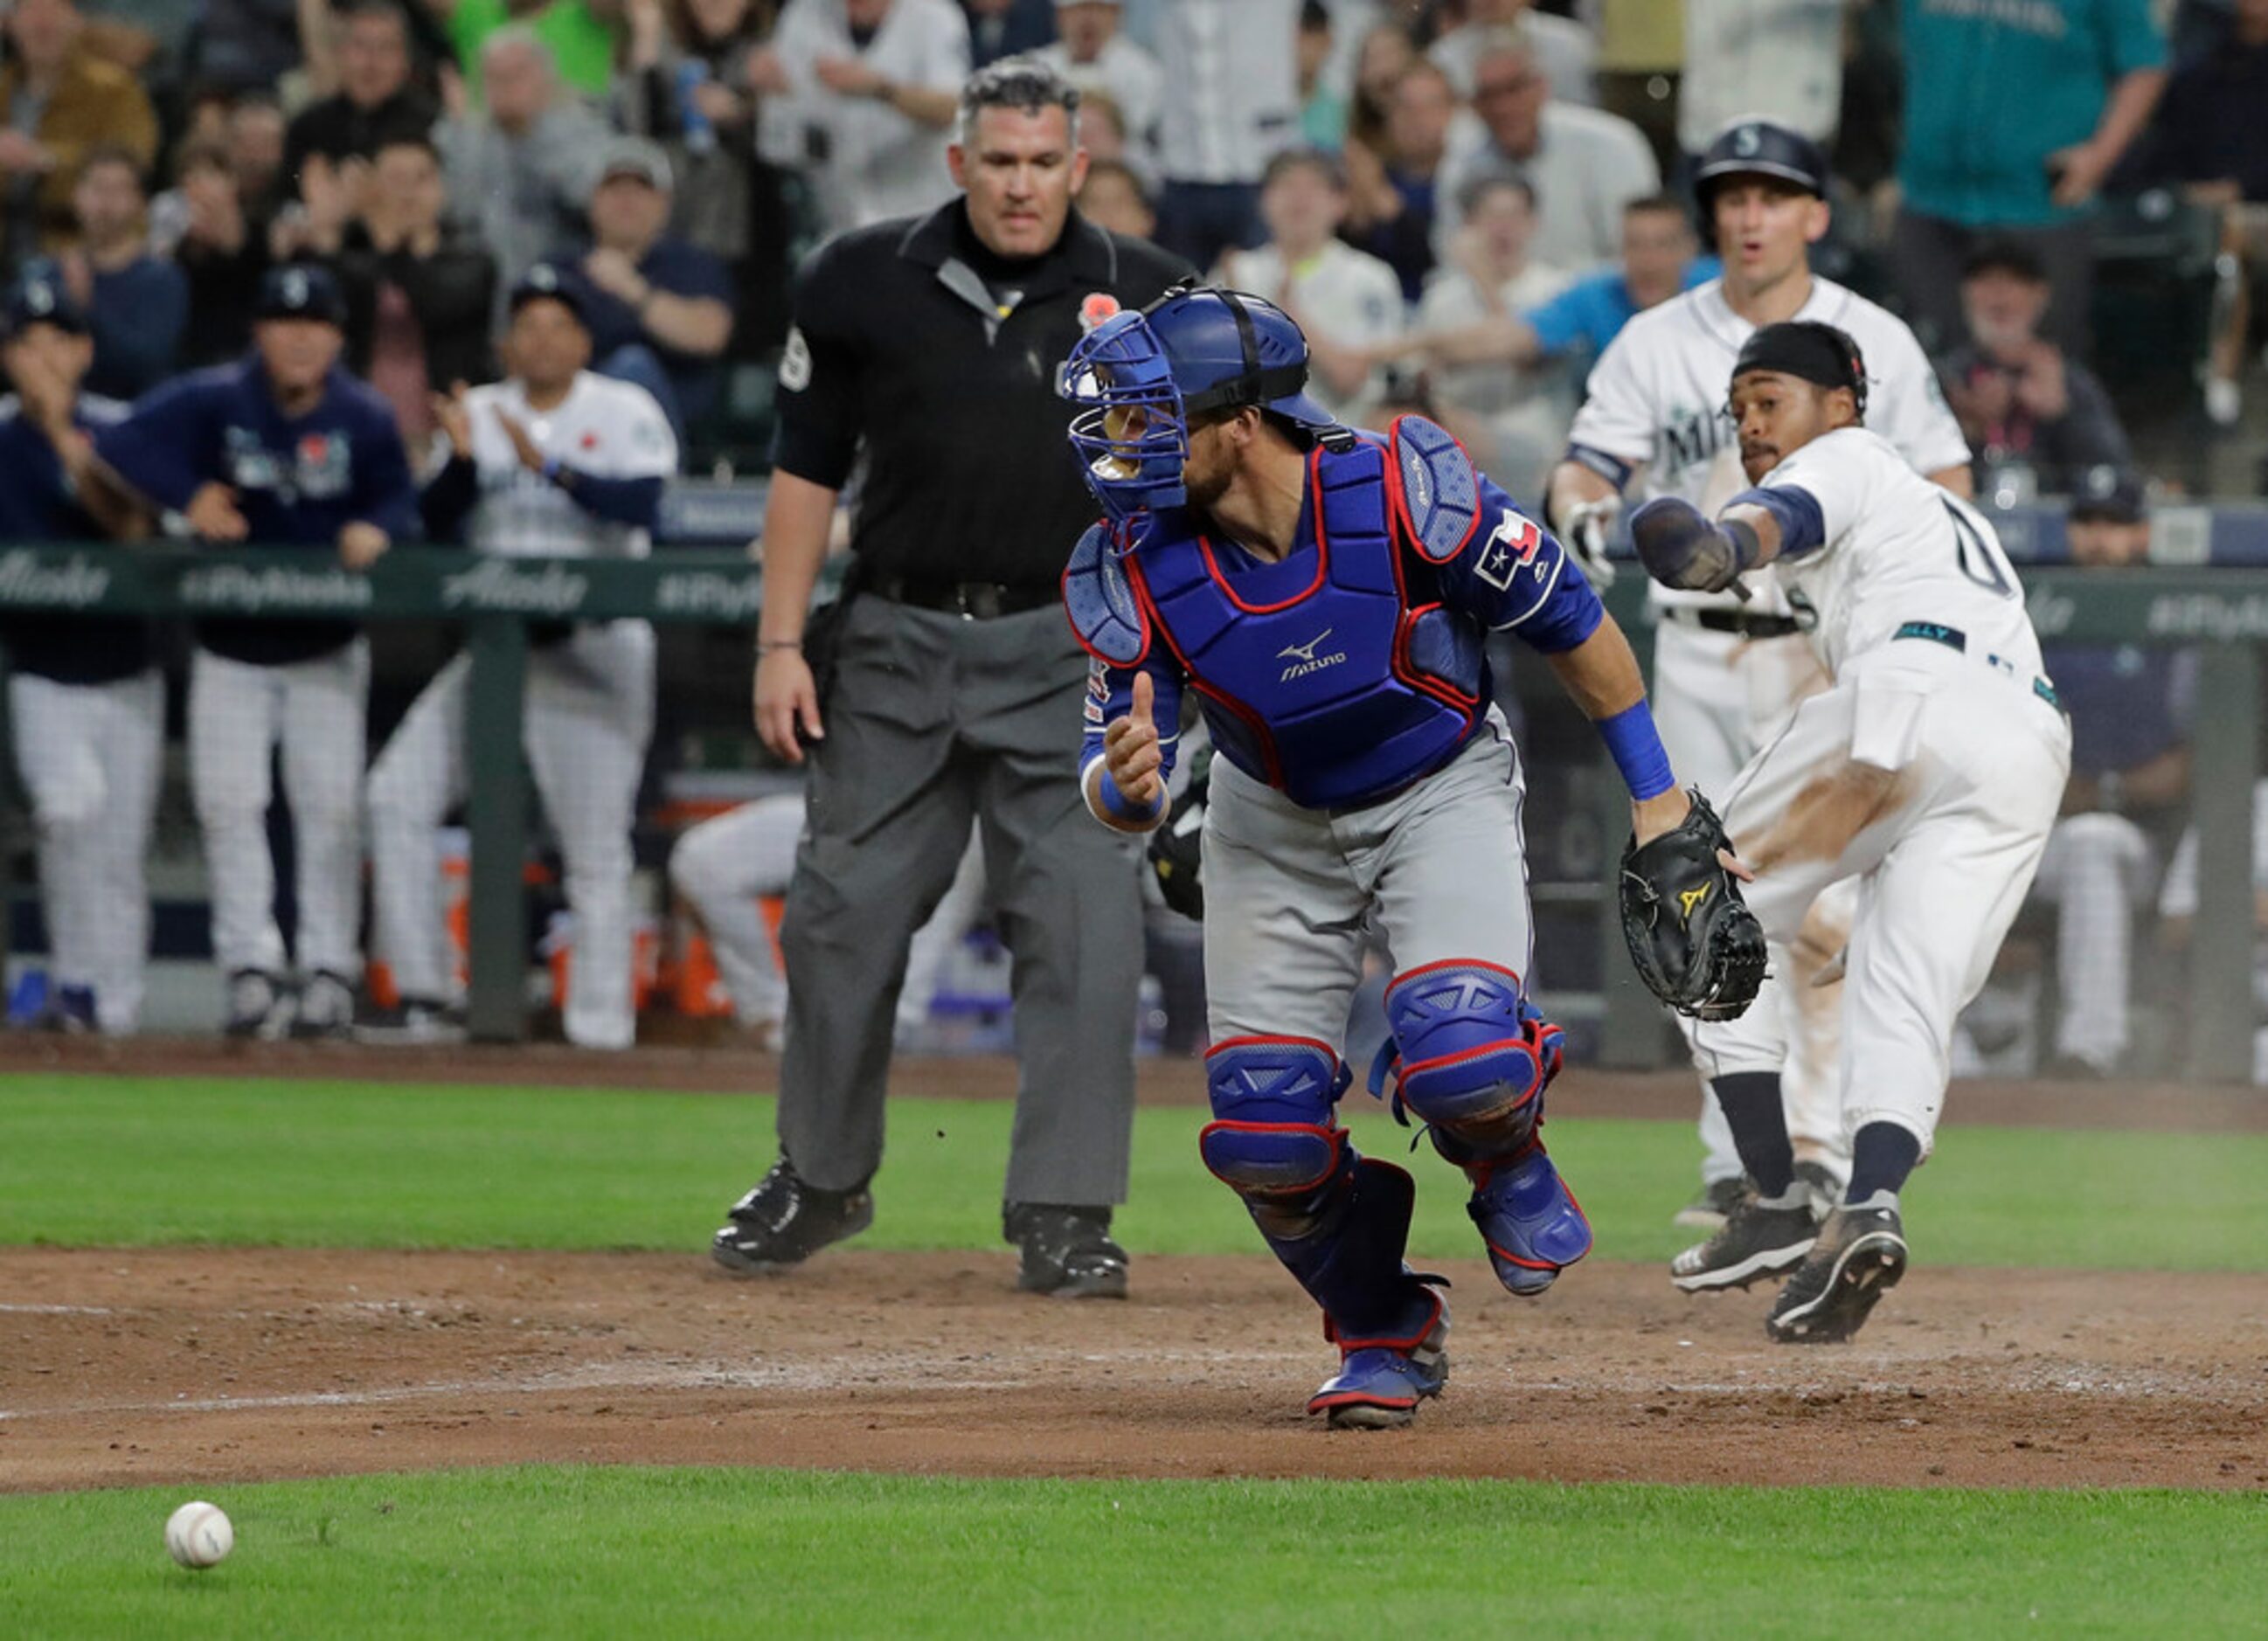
[1072,419,1603,813]
[1749,426,2042,683]
[94,356,416,664]
[1569,276,1969,611]
[462,372,677,559]
[0,392,153,685]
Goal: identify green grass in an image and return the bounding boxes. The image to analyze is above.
[1,1076,2263,1271]
[3,1467,2264,1638]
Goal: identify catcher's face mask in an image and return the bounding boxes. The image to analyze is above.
[1060,308,1193,523]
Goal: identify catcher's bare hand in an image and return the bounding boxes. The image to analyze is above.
[754,645,822,765]
[1104,669,1164,811]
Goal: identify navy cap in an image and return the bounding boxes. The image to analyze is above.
[256,262,348,327]
[508,261,589,325]
[4,266,87,336]
[2070,464,2146,523]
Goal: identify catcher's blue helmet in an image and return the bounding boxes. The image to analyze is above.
[1058,283,1341,521]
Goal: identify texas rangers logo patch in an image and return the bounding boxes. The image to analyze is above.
[1079,293,1122,334]
[1474,509,1543,591]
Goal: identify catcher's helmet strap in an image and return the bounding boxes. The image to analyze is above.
[1169,286,1314,418]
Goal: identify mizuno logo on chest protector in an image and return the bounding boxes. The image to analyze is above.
[1279,628,1349,682]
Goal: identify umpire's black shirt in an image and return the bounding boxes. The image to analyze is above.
[772,200,1189,589]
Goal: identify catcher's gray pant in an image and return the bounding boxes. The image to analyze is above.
[775,597,1141,1207]
[668,793,987,1037]
[190,640,368,983]
[10,668,163,1031]
[1654,617,1854,1184]
[368,621,655,1049]
[1690,642,2070,1157]
[2029,812,2155,1072]
[1203,714,1532,1045]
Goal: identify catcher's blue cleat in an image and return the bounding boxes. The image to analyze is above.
[1465,1139,1592,1297]
[1307,1291,1449,1430]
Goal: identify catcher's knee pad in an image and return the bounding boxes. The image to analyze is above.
[1200,1036,1351,1229]
[1377,960,1563,1152]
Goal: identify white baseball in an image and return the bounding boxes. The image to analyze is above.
[164,1500,233,1569]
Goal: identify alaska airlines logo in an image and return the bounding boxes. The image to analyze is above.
[1278,627,1348,682]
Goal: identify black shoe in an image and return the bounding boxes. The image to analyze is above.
[1767,1194,1907,1344]
[1005,1203,1128,1298]
[355,997,468,1045]
[1670,1187,1817,1292]
[711,1160,873,1274]
[1672,1175,1751,1230]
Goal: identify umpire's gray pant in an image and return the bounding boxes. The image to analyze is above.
[776,596,1143,1208]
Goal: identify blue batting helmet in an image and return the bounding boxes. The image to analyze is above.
[1058,283,1341,521]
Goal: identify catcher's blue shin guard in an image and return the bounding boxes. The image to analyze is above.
[1201,1036,1447,1423]
[1375,961,1592,1297]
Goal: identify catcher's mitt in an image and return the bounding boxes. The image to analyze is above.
[1619,790,1766,1021]
[1146,745,1210,920]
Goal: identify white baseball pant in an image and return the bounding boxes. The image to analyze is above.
[669,796,988,1037]
[1690,640,2070,1155]
[1652,616,1854,1183]
[368,621,655,1049]
[2029,812,2156,1072]
[190,640,369,983]
[10,668,163,1031]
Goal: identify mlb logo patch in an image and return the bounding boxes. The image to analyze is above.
[1079,293,1121,334]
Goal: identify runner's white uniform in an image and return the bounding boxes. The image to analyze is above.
[1568,276,1969,1182]
[367,371,676,1048]
[669,795,988,1042]
[1693,427,2070,1151]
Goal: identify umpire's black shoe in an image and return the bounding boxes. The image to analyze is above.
[1670,1186,1817,1292]
[711,1160,873,1274]
[1767,1193,1907,1344]
[1005,1203,1128,1299]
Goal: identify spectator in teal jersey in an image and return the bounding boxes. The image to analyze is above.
[1889,0,2165,358]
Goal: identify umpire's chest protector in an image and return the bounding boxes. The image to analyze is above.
[1093,424,1489,809]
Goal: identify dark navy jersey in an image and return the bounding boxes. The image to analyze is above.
[96,356,417,665]
[2045,643,2193,778]
[0,393,156,685]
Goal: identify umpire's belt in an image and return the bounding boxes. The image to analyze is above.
[1664,606,1805,640]
[1892,620,2064,715]
[869,573,1060,620]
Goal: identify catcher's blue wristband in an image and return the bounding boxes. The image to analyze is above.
[1598,702,1675,800]
[1092,760,1166,825]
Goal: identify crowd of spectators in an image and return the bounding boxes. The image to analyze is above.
[0,0,2249,481]
[0,0,2263,1070]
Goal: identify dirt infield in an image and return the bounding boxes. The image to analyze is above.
[4,1247,2264,1496]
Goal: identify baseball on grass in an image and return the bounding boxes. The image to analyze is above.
[164,1500,233,1568]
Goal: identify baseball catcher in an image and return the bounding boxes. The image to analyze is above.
[1060,284,1747,1429]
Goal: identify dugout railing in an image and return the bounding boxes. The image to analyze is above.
[0,514,2260,1079]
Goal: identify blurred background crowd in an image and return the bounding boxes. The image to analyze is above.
[0,0,2255,483]
[0,0,2262,1081]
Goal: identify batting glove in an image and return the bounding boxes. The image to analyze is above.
[1558,495,1620,589]
[1628,497,1747,594]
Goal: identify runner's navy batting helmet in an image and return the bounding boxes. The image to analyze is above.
[1693,117,1830,211]
[1058,283,1340,521]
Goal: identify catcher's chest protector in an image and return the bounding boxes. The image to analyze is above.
[1131,439,1484,809]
